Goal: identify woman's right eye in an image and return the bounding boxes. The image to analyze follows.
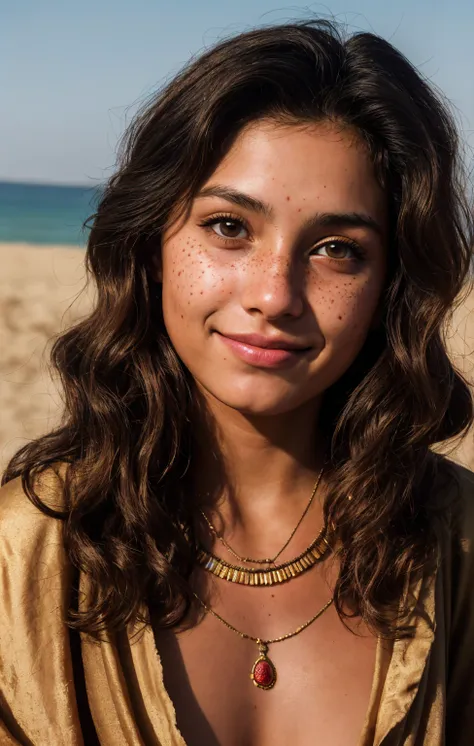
[201,217,249,240]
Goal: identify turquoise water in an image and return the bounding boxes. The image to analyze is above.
[0,181,102,246]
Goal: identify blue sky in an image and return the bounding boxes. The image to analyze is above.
[2,0,473,185]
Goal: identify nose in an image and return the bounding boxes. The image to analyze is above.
[241,251,304,320]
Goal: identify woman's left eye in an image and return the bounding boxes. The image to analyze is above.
[311,239,363,261]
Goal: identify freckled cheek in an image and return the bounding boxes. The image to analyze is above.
[162,243,236,315]
[310,278,380,339]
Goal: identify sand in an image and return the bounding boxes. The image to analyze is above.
[0,243,93,472]
[1,242,473,474]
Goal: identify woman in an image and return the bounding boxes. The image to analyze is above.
[1,18,473,746]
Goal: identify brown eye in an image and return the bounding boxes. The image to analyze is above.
[311,239,363,261]
[207,218,248,240]
[325,241,350,259]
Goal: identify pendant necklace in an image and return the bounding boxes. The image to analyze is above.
[192,463,333,689]
[192,590,334,690]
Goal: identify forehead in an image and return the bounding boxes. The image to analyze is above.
[203,119,386,222]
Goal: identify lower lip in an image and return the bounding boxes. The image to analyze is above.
[217,334,309,369]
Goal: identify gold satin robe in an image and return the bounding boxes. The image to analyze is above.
[0,461,473,745]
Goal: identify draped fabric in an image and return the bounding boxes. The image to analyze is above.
[0,462,473,745]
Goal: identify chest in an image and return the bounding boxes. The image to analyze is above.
[155,575,378,746]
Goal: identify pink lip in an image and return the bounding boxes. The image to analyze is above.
[216,332,311,369]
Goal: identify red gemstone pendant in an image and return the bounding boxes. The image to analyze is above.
[250,643,277,690]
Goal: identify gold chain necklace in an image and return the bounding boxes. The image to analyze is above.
[192,590,333,689]
[199,465,325,565]
[196,528,331,586]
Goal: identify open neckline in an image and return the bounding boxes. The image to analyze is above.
[140,561,437,745]
[147,620,386,746]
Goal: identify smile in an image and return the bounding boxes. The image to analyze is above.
[215,332,312,369]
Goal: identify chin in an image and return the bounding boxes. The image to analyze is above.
[202,380,315,417]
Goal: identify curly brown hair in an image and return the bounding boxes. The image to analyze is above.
[3,19,473,639]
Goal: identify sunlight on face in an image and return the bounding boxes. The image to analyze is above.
[158,119,388,416]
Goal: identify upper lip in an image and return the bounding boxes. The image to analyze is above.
[218,332,311,351]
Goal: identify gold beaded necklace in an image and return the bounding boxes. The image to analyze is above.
[196,527,331,585]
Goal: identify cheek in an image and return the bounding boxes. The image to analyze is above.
[311,274,381,342]
[161,236,234,321]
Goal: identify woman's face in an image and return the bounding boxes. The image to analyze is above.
[157,119,388,416]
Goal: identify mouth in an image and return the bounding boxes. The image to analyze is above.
[214,331,312,369]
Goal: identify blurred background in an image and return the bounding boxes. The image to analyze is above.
[1,0,473,471]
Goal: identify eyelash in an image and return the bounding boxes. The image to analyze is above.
[198,213,366,261]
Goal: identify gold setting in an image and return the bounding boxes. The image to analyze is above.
[250,643,277,690]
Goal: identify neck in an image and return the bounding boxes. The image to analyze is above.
[190,390,328,549]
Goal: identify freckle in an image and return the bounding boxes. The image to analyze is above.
[200,291,203,294]
[286,196,290,201]
[297,207,301,212]
[338,315,342,320]
[180,314,184,319]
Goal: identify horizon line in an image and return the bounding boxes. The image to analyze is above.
[0,177,106,189]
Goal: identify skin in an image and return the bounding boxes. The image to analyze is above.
[158,119,387,420]
[152,119,389,746]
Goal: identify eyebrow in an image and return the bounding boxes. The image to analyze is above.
[196,185,385,239]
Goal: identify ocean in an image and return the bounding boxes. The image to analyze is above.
[0,180,102,246]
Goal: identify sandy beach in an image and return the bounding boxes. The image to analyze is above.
[1,242,473,474]
[0,243,93,471]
